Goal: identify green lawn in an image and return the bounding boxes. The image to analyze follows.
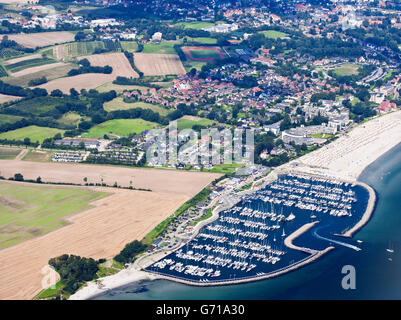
[187,48,222,60]
[206,163,243,174]
[82,119,158,138]
[0,126,64,143]
[142,41,179,54]
[176,116,217,130]
[103,97,170,116]
[0,147,21,160]
[174,21,216,30]
[259,30,289,39]
[0,182,109,250]
[334,64,359,76]
[184,37,217,44]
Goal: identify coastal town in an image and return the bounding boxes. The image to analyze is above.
[0,0,401,302]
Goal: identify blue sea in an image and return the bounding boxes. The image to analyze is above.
[94,142,401,300]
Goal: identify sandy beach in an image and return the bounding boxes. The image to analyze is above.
[295,111,401,180]
[69,267,156,300]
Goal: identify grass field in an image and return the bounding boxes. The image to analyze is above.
[22,149,54,162]
[103,97,170,115]
[0,126,64,143]
[56,111,87,127]
[82,119,158,138]
[176,116,217,130]
[182,46,224,61]
[184,37,217,44]
[142,41,179,54]
[174,21,216,30]
[205,163,243,174]
[259,30,289,39]
[333,64,359,76]
[0,147,21,160]
[120,41,138,52]
[0,182,108,250]
[0,114,22,125]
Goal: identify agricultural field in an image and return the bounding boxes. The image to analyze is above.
[81,119,158,138]
[142,41,179,54]
[95,82,150,93]
[120,41,138,52]
[0,147,21,160]
[5,57,57,74]
[182,46,225,61]
[80,52,139,78]
[3,64,74,87]
[103,97,170,116]
[333,63,360,76]
[0,182,108,250]
[0,164,220,299]
[0,65,8,77]
[0,94,21,104]
[0,126,64,143]
[55,41,105,60]
[1,32,75,49]
[134,53,186,76]
[176,116,217,130]
[259,30,289,39]
[38,73,116,94]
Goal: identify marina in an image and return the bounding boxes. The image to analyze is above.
[145,173,372,285]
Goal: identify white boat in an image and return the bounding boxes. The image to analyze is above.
[286,213,295,221]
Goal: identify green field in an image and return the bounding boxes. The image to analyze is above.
[184,37,217,44]
[174,21,216,30]
[333,64,359,76]
[120,41,138,52]
[187,48,222,60]
[6,57,57,73]
[176,116,217,130]
[142,41,179,54]
[0,147,21,160]
[0,126,64,143]
[259,30,289,39]
[0,114,22,126]
[104,97,170,116]
[57,112,88,127]
[82,119,158,138]
[22,149,54,162]
[0,182,108,249]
